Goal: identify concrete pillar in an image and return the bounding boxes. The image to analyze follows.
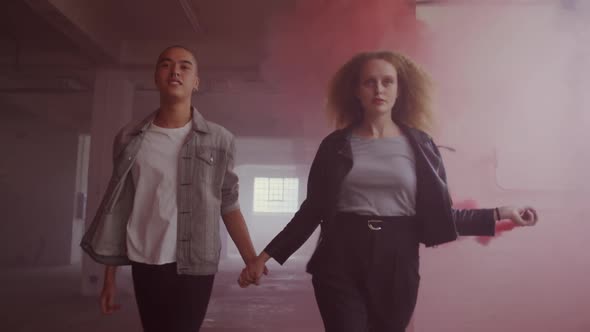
[81,69,134,295]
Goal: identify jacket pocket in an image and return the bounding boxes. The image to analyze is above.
[194,147,226,185]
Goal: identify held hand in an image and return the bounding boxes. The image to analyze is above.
[250,259,269,285]
[237,256,269,288]
[498,206,539,227]
[100,279,121,314]
[237,268,251,288]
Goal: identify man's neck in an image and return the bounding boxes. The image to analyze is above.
[154,101,192,128]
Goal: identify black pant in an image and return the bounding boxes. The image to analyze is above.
[131,262,215,332]
[311,213,420,332]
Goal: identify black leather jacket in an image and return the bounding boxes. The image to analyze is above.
[264,124,495,265]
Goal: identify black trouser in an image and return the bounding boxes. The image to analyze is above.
[131,262,215,332]
[311,213,420,332]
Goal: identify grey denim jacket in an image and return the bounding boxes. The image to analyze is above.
[81,108,240,275]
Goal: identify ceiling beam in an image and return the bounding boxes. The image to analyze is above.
[23,0,121,64]
[177,0,203,34]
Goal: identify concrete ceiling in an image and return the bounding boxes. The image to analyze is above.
[1,0,581,134]
[0,0,284,133]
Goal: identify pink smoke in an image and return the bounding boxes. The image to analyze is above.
[262,0,429,97]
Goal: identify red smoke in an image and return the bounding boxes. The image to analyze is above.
[261,0,429,97]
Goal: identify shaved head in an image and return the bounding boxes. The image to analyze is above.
[157,45,198,72]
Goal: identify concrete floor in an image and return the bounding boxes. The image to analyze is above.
[2,257,324,332]
[7,215,589,332]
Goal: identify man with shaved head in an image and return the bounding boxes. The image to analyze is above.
[81,45,263,331]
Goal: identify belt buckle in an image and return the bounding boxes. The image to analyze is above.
[367,219,383,231]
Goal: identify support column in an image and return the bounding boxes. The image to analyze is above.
[81,69,134,295]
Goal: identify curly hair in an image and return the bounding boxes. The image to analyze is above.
[326,51,433,132]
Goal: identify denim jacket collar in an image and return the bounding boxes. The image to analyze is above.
[129,106,211,136]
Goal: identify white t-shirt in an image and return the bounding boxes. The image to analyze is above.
[126,120,192,264]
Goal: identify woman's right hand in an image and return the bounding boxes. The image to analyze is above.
[498,206,539,227]
[100,266,121,314]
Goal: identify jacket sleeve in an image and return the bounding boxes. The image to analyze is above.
[429,138,496,237]
[220,136,240,215]
[263,138,329,264]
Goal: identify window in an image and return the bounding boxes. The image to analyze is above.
[253,177,299,213]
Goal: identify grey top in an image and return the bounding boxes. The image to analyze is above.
[336,135,417,216]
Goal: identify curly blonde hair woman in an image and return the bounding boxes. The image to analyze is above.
[240,51,539,332]
[327,51,433,132]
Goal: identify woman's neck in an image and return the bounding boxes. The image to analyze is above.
[354,118,401,138]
